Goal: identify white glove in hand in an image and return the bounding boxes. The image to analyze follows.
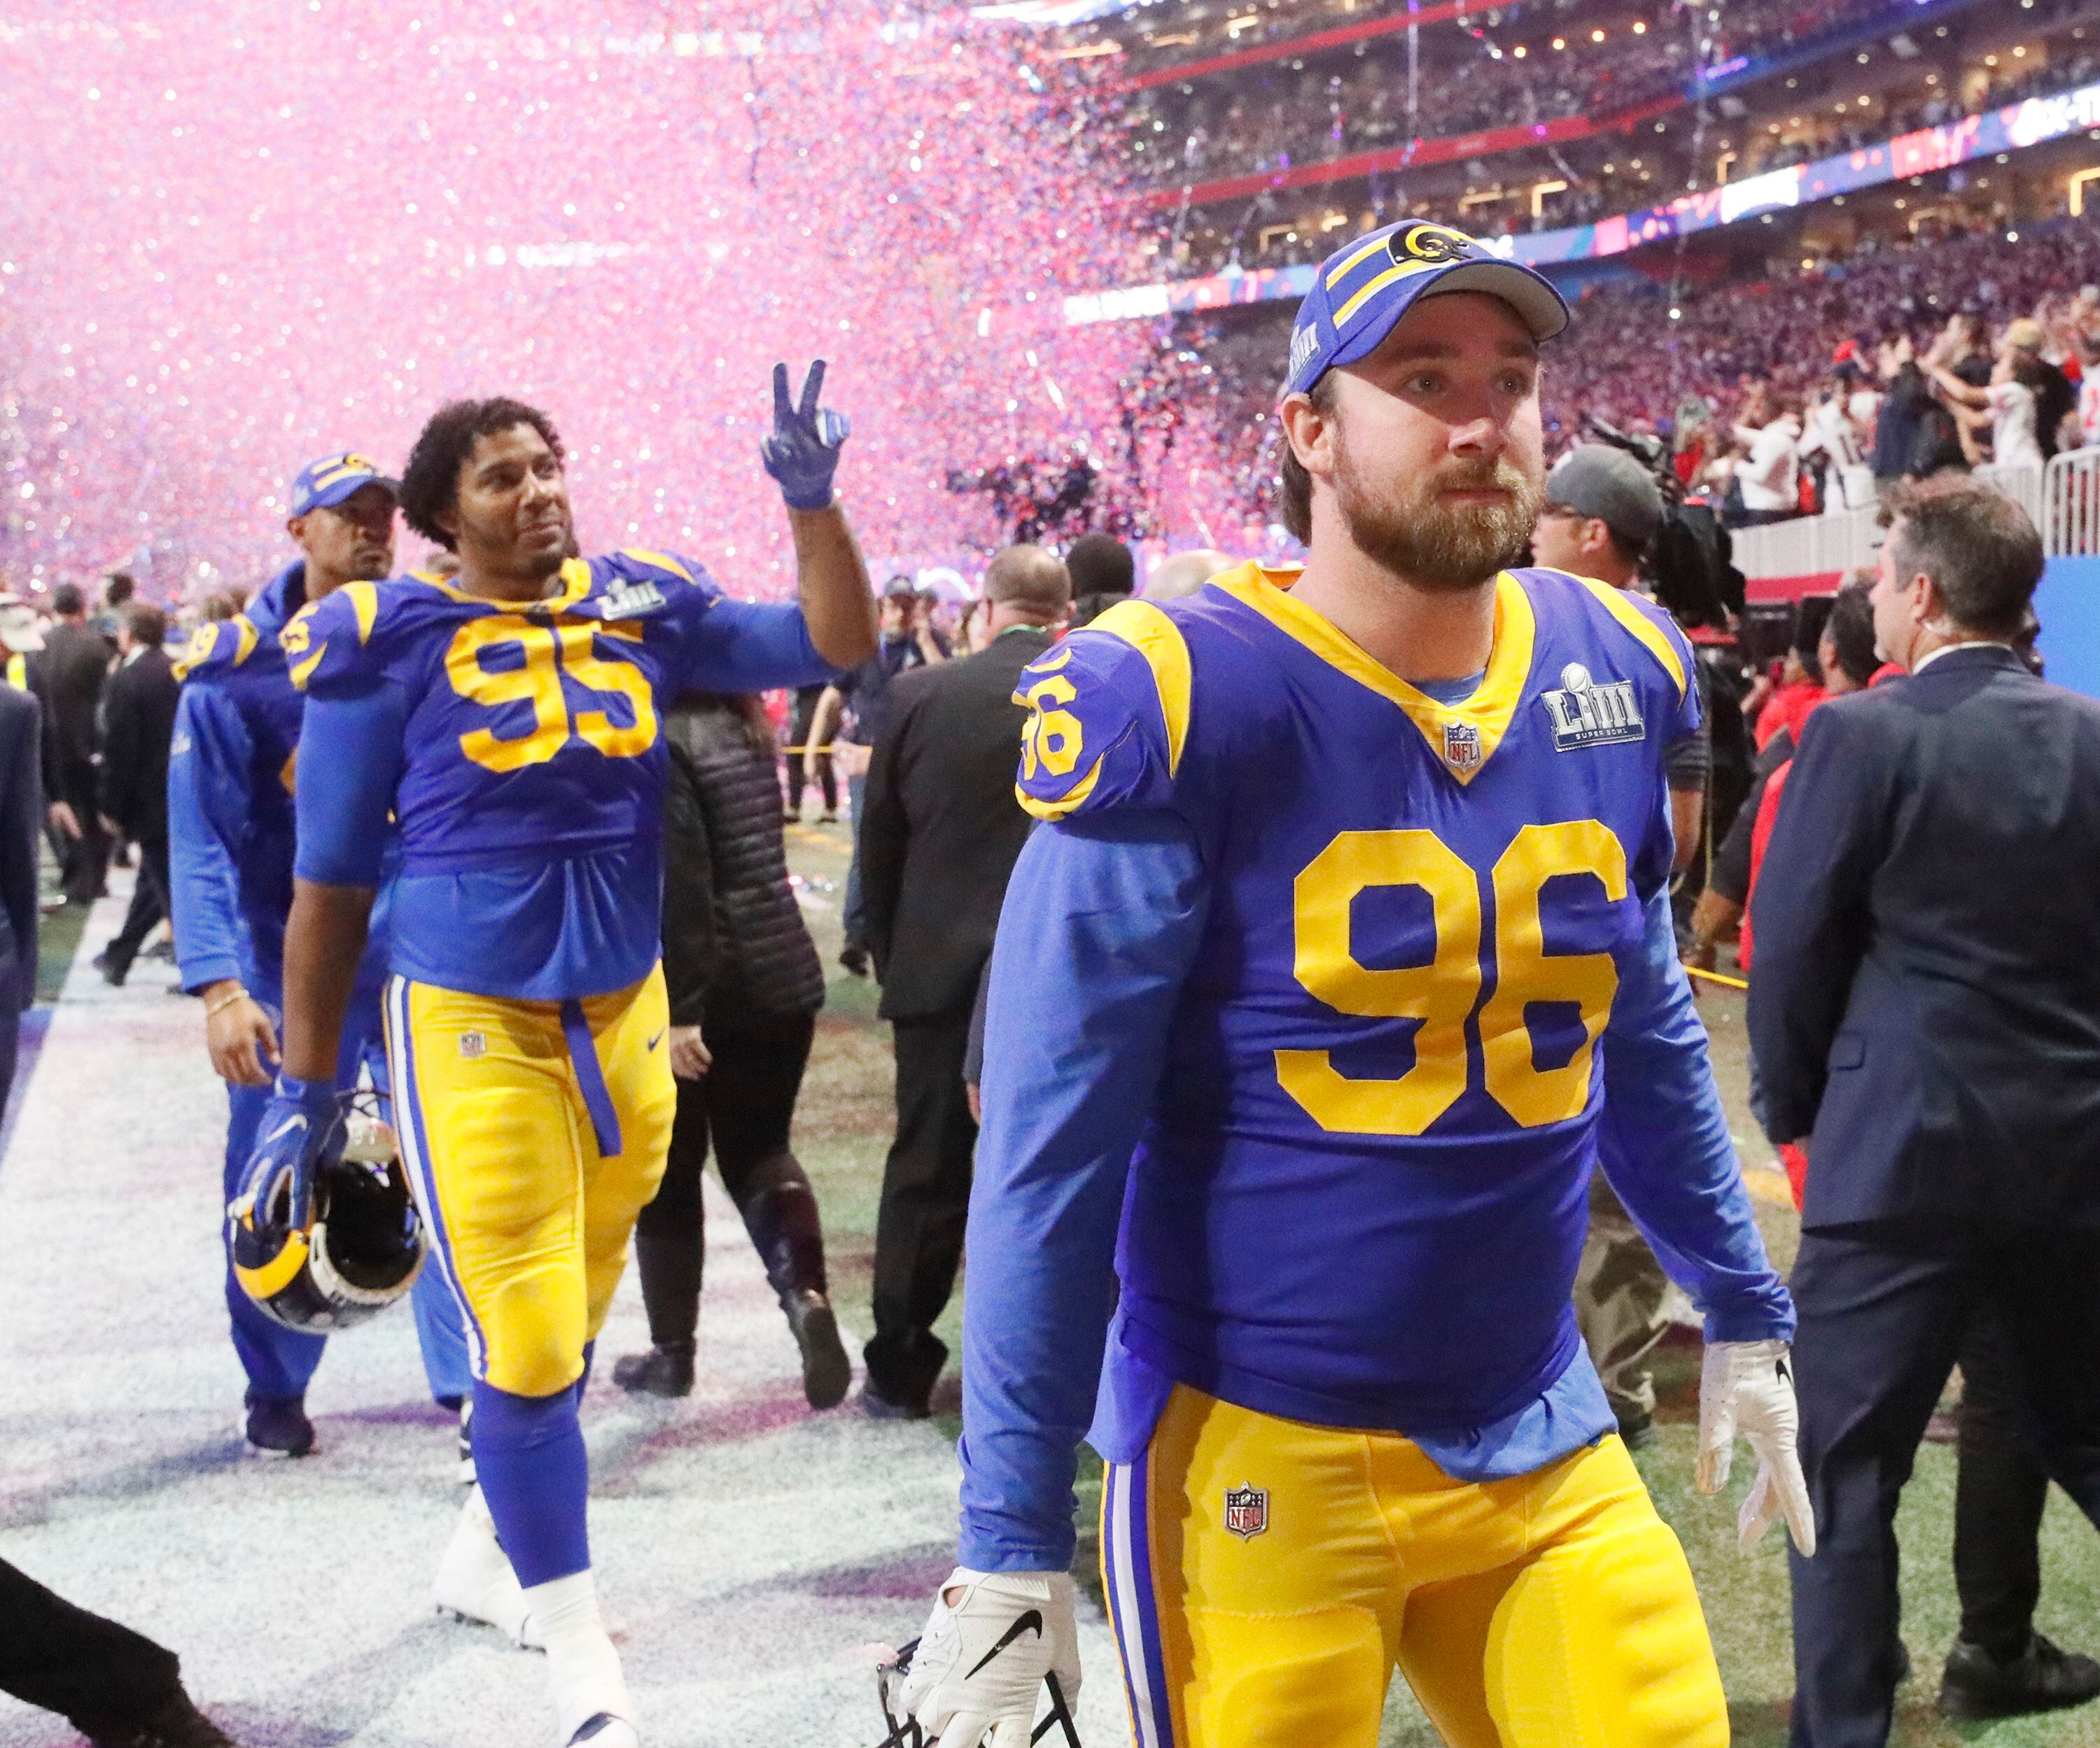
[897,1567,1081,1748]
[1695,1338,1817,1557]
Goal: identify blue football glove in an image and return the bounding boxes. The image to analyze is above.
[760,359,851,511]
[232,1074,344,1234]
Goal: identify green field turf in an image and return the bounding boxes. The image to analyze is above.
[783,823,2100,1746]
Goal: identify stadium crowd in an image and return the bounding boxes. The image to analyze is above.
[1093,0,1861,88]
[1112,0,2100,279]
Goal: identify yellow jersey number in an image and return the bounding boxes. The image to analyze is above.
[1016,652,1084,782]
[1277,820,1628,1136]
[445,619,658,773]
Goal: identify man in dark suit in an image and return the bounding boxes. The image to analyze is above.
[857,544,1070,1414]
[94,602,181,986]
[1750,477,2100,1742]
[38,581,113,906]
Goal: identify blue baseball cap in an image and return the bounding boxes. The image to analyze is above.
[288,452,398,517]
[1285,220,1570,398]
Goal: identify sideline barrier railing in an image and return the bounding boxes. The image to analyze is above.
[1731,461,2053,582]
[2046,449,2100,558]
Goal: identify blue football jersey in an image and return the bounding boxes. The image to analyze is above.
[287,548,838,1000]
[170,561,404,1001]
[1011,562,1704,1430]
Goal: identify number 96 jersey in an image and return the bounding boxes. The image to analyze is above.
[1013,561,1703,1432]
[287,548,836,1001]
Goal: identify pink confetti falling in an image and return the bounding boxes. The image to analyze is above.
[0,2,1238,602]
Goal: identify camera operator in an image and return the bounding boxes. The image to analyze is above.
[1532,442,1714,1448]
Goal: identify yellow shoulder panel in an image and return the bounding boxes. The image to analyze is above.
[1085,599,1193,778]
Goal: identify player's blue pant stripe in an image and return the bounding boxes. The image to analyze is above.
[385,976,486,1380]
[1104,1454,1171,1748]
[559,996,623,1157]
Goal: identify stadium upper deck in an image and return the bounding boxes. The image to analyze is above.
[1032,0,2099,280]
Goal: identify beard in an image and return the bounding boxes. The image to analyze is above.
[349,543,394,582]
[1331,436,1543,593]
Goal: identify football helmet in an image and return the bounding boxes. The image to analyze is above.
[874,1639,1081,1748]
[229,1078,426,1333]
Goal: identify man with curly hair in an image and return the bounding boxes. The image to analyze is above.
[255,368,876,1747]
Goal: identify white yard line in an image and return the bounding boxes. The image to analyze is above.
[0,878,1127,1747]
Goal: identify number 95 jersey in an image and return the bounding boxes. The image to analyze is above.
[287,549,838,1002]
[1014,561,1705,1432]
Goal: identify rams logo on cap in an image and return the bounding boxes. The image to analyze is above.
[1390,222,1474,267]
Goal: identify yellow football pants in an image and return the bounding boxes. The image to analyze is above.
[1101,1386,1727,1748]
[384,968,677,1399]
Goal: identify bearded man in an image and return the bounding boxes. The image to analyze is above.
[888,221,1812,1748]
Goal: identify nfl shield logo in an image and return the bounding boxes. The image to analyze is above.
[1443,721,1482,772]
[1223,1484,1269,1540]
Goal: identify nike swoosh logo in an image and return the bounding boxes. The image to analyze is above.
[965,1609,1044,1679]
[262,1116,308,1145]
[646,1029,666,1050]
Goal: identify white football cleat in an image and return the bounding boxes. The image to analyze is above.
[433,1486,542,1649]
[566,1715,638,1747]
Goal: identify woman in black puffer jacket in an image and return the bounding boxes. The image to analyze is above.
[612,692,849,1408]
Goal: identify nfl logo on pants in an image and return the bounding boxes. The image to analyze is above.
[1224,1483,1269,1540]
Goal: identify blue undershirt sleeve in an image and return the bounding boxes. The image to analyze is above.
[169,685,259,993]
[1598,888,1795,1345]
[678,599,839,694]
[956,811,1210,1574]
[293,684,409,888]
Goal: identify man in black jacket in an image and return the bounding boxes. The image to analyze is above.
[94,603,180,986]
[39,582,113,906]
[1751,477,2100,1742]
[857,544,1070,1414]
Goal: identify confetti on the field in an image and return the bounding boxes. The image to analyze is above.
[0,2,1242,601]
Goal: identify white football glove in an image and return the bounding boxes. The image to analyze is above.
[1695,1338,1816,1557]
[895,1567,1081,1748]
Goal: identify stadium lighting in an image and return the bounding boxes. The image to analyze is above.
[1551,36,1564,50]
[1632,20,1646,32]
[1513,45,1527,57]
[1591,28,1605,41]
[1669,307,1682,320]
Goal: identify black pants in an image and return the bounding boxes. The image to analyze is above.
[101,834,169,977]
[1788,1224,2100,1747]
[56,753,106,906]
[631,1011,823,1348]
[1954,1313,2052,1657]
[0,1556,183,1734]
[786,692,836,816]
[865,1005,976,1404]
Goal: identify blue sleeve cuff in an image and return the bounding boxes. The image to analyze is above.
[179,953,246,995]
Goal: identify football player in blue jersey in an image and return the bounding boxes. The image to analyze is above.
[263,367,874,1748]
[170,452,472,1461]
[894,223,1814,1748]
